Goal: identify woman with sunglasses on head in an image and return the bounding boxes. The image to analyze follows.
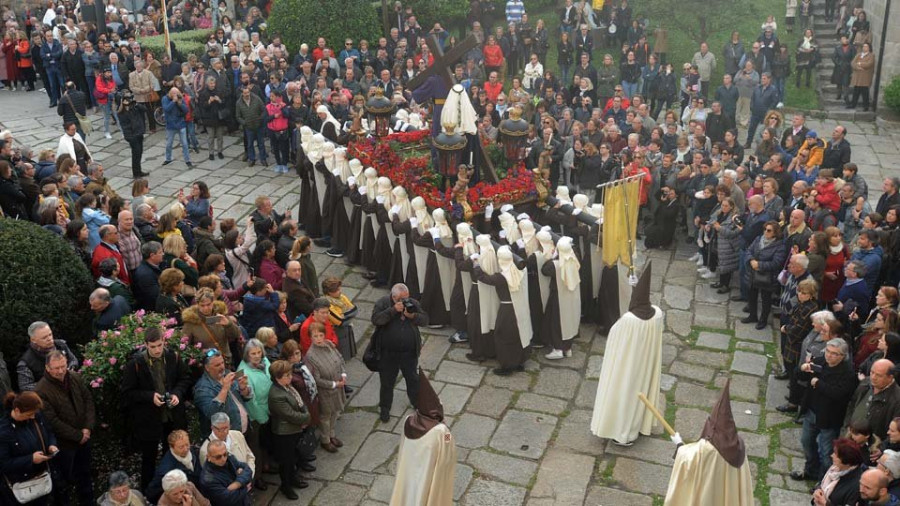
[0,391,59,506]
[741,221,788,330]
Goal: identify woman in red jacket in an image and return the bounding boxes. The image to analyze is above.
[483,35,505,79]
[1,32,17,90]
[95,67,119,139]
[14,31,33,91]
[813,168,841,212]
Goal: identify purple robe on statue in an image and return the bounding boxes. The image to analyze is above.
[411,74,448,137]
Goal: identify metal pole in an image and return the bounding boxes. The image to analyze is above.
[872,0,892,112]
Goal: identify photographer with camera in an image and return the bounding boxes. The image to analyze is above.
[117,89,149,178]
[120,327,193,490]
[644,186,683,249]
[372,283,429,422]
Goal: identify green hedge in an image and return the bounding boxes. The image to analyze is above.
[139,29,213,59]
[885,75,900,113]
[0,220,94,377]
[267,0,380,55]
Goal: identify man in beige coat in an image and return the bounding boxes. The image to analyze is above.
[129,59,158,132]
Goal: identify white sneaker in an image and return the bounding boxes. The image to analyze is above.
[702,270,717,279]
[698,267,710,275]
[563,349,573,358]
[696,257,705,266]
[688,253,701,262]
[544,349,564,360]
[104,132,112,139]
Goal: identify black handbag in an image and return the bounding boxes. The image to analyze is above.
[295,427,317,459]
[752,269,776,291]
[362,328,381,372]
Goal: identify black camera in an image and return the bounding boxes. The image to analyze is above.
[733,215,744,227]
[163,392,174,408]
[402,298,416,312]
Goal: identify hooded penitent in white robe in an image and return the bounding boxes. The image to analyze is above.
[475,234,500,332]
[591,262,662,445]
[390,370,456,506]
[665,380,755,506]
[664,439,755,506]
[432,209,456,312]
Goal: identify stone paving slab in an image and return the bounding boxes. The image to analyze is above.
[490,410,558,459]
[731,350,770,376]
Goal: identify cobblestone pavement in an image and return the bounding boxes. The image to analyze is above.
[4,90,899,505]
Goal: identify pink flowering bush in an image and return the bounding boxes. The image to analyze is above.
[79,311,205,425]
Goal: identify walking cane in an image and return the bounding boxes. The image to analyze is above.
[637,392,684,458]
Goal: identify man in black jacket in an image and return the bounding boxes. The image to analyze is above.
[791,338,857,481]
[120,327,193,490]
[705,101,734,144]
[644,186,683,249]
[60,39,88,96]
[16,321,79,391]
[275,220,298,267]
[134,204,158,242]
[821,125,851,170]
[372,283,429,422]
[843,359,900,441]
[133,241,164,311]
[58,82,88,137]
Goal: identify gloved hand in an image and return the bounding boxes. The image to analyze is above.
[499,230,507,239]
[409,217,418,228]
[500,204,514,213]
[332,169,341,177]
[670,433,683,446]
[389,204,400,217]
[541,225,551,233]
[485,202,494,219]
[429,227,440,239]
[516,239,525,249]
[348,176,357,186]
[516,213,530,221]
[572,208,582,216]
[358,185,367,195]
[376,196,385,204]
[469,253,480,261]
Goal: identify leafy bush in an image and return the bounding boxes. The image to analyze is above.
[79,311,205,426]
[267,0,381,54]
[0,220,93,374]
[885,75,900,113]
[139,29,213,59]
[400,0,469,30]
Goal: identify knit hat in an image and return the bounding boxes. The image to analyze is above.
[806,130,817,139]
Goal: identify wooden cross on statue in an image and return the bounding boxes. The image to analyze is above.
[407,34,498,184]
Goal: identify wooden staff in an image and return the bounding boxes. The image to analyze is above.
[638,392,675,437]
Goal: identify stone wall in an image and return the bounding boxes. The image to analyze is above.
[867,0,899,113]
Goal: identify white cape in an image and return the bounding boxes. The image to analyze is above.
[389,422,456,506]
[664,439,755,506]
[590,307,663,443]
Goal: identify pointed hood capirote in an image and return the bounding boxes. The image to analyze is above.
[628,261,654,320]
[700,379,746,468]
[404,369,444,440]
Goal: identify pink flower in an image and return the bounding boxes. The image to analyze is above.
[114,331,121,336]
[108,357,117,365]
[179,343,187,350]
[136,327,144,333]
[136,309,146,317]
[90,381,100,388]
[164,329,175,340]
[165,318,178,327]
[83,359,93,367]
[195,342,203,348]
[188,359,197,366]
[97,377,104,384]
[102,341,109,347]
[100,331,108,339]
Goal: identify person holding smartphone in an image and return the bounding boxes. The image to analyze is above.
[0,391,60,505]
[182,288,242,369]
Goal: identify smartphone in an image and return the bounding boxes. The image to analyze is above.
[45,449,59,458]
[234,369,245,380]
[205,316,220,324]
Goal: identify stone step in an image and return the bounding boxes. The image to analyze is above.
[819,108,875,121]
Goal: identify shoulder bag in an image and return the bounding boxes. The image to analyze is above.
[362,327,381,372]
[6,420,53,504]
[65,92,93,135]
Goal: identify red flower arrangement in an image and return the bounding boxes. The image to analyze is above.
[348,134,537,214]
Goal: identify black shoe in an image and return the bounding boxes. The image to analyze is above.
[362,272,377,280]
[279,486,298,500]
[774,371,789,380]
[344,385,354,395]
[776,403,798,413]
[133,171,150,178]
[370,280,387,287]
[731,295,746,302]
[845,104,855,109]
[790,470,812,481]
[217,152,224,159]
[291,478,309,489]
[186,162,193,168]
[161,160,172,166]
[314,238,332,247]
[465,353,485,362]
[254,479,268,491]
[742,305,751,313]
[711,282,722,288]
[493,367,513,376]
[685,236,695,244]
[379,408,390,422]
[743,142,752,149]
[209,154,215,161]
[717,286,730,294]
[249,160,256,167]
[325,248,344,258]
[740,316,758,324]
[755,320,768,330]
[298,462,316,472]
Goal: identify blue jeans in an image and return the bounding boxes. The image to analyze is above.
[801,411,840,479]
[85,75,97,108]
[559,65,571,87]
[774,77,786,103]
[46,67,64,104]
[739,248,751,300]
[101,96,120,134]
[186,122,200,149]
[621,80,639,99]
[245,126,268,162]
[165,127,190,163]
[746,113,764,145]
